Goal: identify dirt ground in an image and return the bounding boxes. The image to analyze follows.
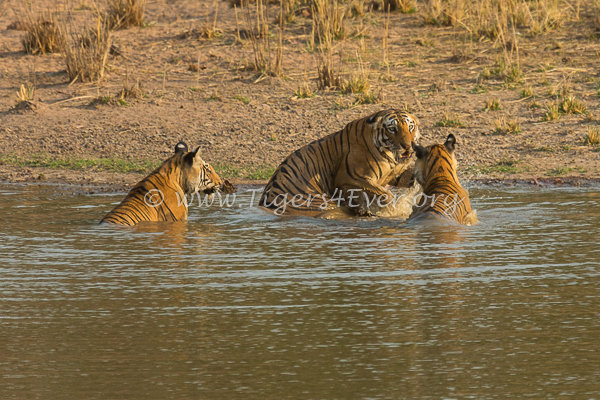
[1,0,599,191]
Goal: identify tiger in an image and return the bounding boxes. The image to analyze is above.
[409,133,478,225]
[259,109,420,217]
[101,142,229,226]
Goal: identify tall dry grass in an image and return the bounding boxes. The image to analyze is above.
[21,12,65,54]
[423,0,568,39]
[240,0,283,76]
[64,18,112,82]
[105,0,146,29]
[311,0,346,89]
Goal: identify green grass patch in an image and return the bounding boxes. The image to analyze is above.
[471,84,487,94]
[435,113,465,128]
[542,103,560,121]
[547,166,587,176]
[213,163,275,181]
[468,159,523,175]
[534,145,555,153]
[484,97,501,111]
[0,153,159,173]
[559,96,587,114]
[233,95,251,104]
[520,86,533,98]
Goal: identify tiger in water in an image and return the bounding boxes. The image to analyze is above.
[260,109,420,217]
[409,134,478,225]
[101,142,231,226]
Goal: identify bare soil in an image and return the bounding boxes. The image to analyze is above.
[1,0,599,191]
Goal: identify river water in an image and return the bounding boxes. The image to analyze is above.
[1,183,599,399]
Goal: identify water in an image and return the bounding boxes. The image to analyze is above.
[1,183,599,399]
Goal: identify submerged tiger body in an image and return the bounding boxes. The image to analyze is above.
[410,134,478,225]
[260,109,420,217]
[101,142,227,226]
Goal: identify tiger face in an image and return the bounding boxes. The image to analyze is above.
[412,133,458,185]
[180,146,224,195]
[367,109,420,159]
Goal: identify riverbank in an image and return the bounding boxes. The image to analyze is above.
[1,1,599,190]
[2,163,599,196]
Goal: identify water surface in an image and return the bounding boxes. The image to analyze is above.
[1,184,599,399]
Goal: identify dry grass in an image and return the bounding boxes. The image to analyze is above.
[240,0,283,76]
[436,113,465,128]
[484,97,501,111]
[311,0,345,44]
[342,74,370,94]
[493,117,521,134]
[105,0,146,30]
[197,0,223,39]
[294,76,315,98]
[342,56,370,95]
[118,77,144,101]
[21,12,65,54]
[312,0,346,89]
[64,20,112,83]
[543,103,560,121]
[520,86,533,98]
[383,0,417,13]
[15,83,34,103]
[584,126,600,146]
[559,96,587,115]
[423,0,569,39]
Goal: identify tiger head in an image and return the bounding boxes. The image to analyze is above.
[411,134,458,186]
[366,109,420,159]
[175,142,224,195]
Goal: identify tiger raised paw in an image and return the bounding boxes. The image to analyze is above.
[101,142,231,226]
[409,134,478,225]
[260,109,420,217]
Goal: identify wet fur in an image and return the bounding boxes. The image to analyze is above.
[260,109,420,217]
[410,134,478,225]
[101,143,223,226]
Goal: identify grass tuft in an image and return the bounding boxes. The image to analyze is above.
[558,96,587,115]
[493,118,521,135]
[294,80,315,98]
[520,86,533,98]
[64,20,112,83]
[542,103,560,121]
[484,97,501,111]
[584,126,600,146]
[435,113,465,128]
[105,0,147,30]
[16,83,35,103]
[21,12,65,54]
[341,73,370,95]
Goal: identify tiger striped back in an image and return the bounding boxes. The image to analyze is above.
[101,142,224,226]
[410,134,478,225]
[260,109,420,216]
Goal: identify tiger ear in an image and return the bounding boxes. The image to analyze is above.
[444,134,457,153]
[184,146,203,165]
[192,146,205,163]
[175,141,188,154]
[366,113,380,124]
[412,142,428,159]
